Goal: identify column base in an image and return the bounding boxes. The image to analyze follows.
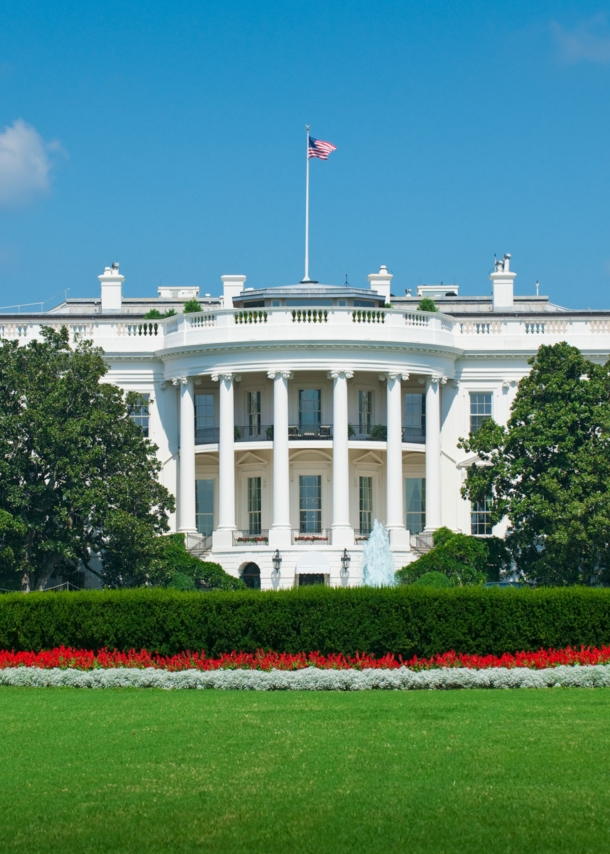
[387,527,411,549]
[331,526,355,547]
[212,528,236,549]
[268,527,292,548]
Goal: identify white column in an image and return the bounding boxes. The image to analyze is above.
[269,371,292,548]
[330,370,354,547]
[177,377,196,533]
[385,372,410,547]
[425,374,444,531]
[212,372,238,548]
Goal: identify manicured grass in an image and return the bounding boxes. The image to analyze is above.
[1,688,610,852]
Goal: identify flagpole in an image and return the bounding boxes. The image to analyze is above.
[303,124,311,282]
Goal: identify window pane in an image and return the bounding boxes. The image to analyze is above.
[247,391,261,437]
[299,475,321,533]
[359,476,373,533]
[130,393,150,438]
[248,476,262,535]
[195,393,216,443]
[358,391,373,434]
[299,389,321,430]
[406,477,426,535]
[470,393,492,434]
[196,479,214,537]
[471,496,492,536]
[404,393,425,440]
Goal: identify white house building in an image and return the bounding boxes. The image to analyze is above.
[3,255,609,589]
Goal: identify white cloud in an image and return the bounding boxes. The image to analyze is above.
[0,119,63,207]
[551,15,610,64]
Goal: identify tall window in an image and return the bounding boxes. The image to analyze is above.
[299,389,321,432]
[358,391,373,435]
[130,394,150,437]
[471,496,492,536]
[247,391,261,437]
[195,393,215,443]
[248,477,262,535]
[404,393,425,441]
[406,478,426,534]
[299,475,322,533]
[470,393,492,434]
[195,479,214,537]
[359,476,373,533]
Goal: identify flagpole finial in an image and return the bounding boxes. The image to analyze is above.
[306,124,310,132]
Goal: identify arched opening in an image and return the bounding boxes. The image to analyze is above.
[241,562,261,589]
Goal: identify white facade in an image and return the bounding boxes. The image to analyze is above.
[4,256,610,589]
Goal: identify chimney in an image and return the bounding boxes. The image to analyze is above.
[221,274,246,308]
[368,265,393,304]
[99,262,124,313]
[490,253,516,310]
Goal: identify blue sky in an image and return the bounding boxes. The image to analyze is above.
[2,1,610,308]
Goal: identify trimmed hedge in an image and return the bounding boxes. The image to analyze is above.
[2,587,610,657]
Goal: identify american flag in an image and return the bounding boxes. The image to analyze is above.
[308,136,337,160]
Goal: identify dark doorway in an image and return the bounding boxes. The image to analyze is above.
[241,562,261,589]
[298,573,326,587]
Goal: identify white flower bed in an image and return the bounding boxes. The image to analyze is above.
[2,664,610,690]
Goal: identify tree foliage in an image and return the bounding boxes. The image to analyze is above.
[103,533,245,590]
[0,327,174,591]
[396,527,489,586]
[460,342,610,586]
[182,299,202,314]
[417,297,438,312]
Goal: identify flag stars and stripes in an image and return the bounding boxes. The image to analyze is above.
[308,137,337,160]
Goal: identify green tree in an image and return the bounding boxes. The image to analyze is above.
[459,342,610,586]
[0,327,174,591]
[133,534,246,590]
[182,299,202,314]
[417,297,437,312]
[396,527,488,586]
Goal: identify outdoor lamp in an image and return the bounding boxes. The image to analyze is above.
[341,548,351,573]
[272,549,282,574]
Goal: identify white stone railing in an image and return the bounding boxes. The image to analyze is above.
[0,309,607,351]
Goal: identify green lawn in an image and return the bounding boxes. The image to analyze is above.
[1,688,609,853]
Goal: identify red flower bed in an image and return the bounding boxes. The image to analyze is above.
[1,646,610,671]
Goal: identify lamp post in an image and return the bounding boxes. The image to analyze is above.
[272,549,282,574]
[340,548,351,584]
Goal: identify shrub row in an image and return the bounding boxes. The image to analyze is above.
[2,586,610,657]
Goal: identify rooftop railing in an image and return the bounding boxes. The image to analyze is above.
[1,309,606,351]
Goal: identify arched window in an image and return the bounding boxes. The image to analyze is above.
[241,562,261,589]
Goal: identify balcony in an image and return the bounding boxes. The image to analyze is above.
[232,530,269,546]
[194,423,426,446]
[291,529,331,545]
[235,425,274,442]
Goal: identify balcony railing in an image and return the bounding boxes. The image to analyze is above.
[235,425,274,441]
[232,530,269,546]
[402,427,425,444]
[195,427,220,445]
[288,425,332,440]
[195,423,426,445]
[291,529,331,545]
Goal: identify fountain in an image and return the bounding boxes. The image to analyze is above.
[361,519,396,587]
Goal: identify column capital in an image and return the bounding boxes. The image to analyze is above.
[379,371,409,382]
[429,374,447,386]
[267,370,293,380]
[327,370,354,380]
[211,372,241,383]
[171,376,189,386]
